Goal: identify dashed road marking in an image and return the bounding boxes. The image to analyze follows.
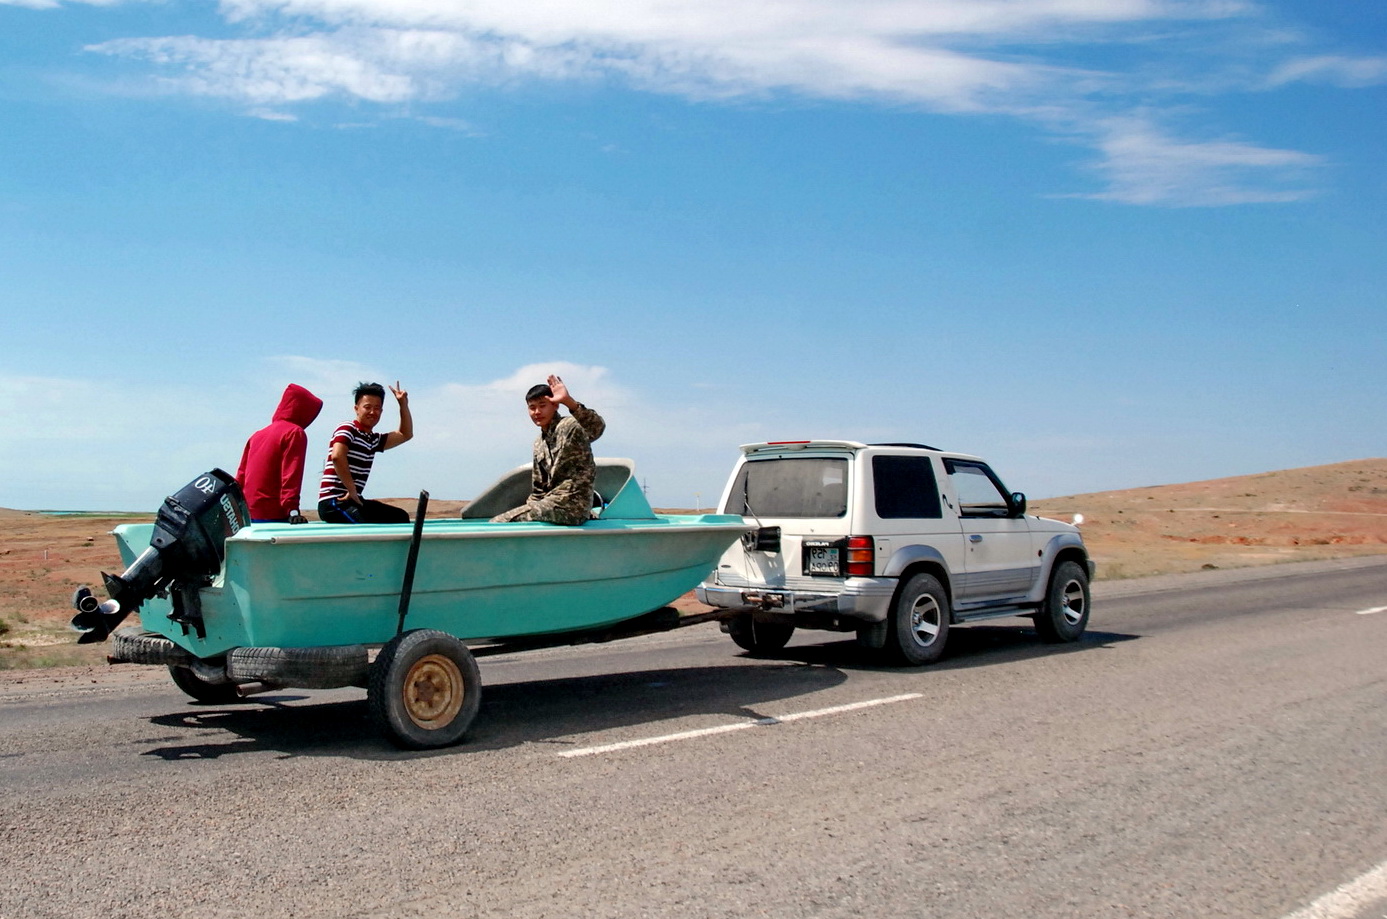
[1354,605,1387,616]
[557,692,923,758]
[1281,860,1387,919]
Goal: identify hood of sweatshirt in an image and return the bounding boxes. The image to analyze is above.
[272,383,324,428]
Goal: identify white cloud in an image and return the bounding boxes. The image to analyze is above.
[1073,116,1323,206]
[1266,55,1387,89]
[62,0,1358,204]
[413,114,482,133]
[248,107,299,121]
[85,6,1099,110]
[89,32,429,103]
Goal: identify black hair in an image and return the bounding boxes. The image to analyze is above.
[525,384,553,402]
[354,381,386,404]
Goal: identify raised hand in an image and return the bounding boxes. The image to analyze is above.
[547,374,573,408]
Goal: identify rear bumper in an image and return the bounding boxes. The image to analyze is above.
[696,578,896,624]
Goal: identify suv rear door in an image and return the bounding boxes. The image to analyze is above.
[719,451,851,589]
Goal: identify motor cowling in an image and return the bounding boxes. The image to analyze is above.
[71,469,251,643]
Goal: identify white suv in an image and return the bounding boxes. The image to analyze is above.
[696,441,1093,664]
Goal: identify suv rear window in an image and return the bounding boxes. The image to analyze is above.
[723,457,848,518]
[873,454,942,519]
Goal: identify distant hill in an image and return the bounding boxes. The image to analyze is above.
[1030,458,1387,579]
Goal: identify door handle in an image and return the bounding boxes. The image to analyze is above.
[969,534,983,543]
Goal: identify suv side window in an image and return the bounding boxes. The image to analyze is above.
[945,460,1012,518]
[873,455,942,519]
[724,457,848,518]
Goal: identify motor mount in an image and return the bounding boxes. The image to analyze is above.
[70,469,251,643]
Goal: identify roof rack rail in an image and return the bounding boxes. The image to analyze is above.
[869,442,941,451]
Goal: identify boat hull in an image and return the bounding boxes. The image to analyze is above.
[116,515,750,658]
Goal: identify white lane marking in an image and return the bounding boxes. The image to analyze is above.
[1354,605,1387,616]
[1281,860,1387,919]
[557,692,923,758]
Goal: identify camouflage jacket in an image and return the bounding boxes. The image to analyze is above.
[493,403,606,525]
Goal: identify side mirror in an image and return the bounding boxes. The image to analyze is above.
[1009,492,1027,517]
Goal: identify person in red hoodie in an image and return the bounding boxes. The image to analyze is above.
[236,383,324,523]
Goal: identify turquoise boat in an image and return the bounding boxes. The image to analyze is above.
[73,460,750,749]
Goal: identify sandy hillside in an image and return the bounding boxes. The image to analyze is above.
[1028,457,1387,579]
[3,457,1385,669]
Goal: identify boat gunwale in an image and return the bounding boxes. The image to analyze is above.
[224,516,750,545]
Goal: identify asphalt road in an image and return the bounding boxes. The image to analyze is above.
[2,557,1385,919]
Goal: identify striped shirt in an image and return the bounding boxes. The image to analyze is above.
[318,422,384,501]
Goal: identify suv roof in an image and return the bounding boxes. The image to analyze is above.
[739,440,979,462]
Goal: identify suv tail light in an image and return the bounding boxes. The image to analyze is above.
[845,536,875,577]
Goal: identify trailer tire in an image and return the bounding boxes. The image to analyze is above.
[167,664,241,705]
[111,627,193,667]
[1034,560,1090,643]
[368,630,481,750]
[227,645,369,689]
[726,614,795,656]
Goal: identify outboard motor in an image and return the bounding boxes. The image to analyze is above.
[71,469,251,643]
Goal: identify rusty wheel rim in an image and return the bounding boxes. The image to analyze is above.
[402,653,465,730]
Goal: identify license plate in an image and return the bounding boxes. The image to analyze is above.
[803,541,841,577]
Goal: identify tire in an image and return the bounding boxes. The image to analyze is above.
[110,627,193,667]
[227,645,369,689]
[1034,560,1090,643]
[886,573,950,666]
[726,614,795,656]
[167,664,241,705]
[368,630,482,750]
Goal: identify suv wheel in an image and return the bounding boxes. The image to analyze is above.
[1034,560,1090,643]
[888,573,950,666]
[726,614,795,656]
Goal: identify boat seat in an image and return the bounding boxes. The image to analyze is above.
[462,458,641,521]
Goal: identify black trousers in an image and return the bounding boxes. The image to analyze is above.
[317,497,409,524]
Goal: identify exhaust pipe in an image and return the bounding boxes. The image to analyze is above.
[234,682,283,697]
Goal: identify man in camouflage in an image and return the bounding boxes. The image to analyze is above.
[491,374,606,526]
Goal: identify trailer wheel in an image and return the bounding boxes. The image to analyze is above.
[368,630,481,750]
[726,614,795,656]
[167,665,241,705]
[887,573,950,666]
[1034,560,1090,643]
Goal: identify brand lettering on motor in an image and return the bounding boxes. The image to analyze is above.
[221,494,242,534]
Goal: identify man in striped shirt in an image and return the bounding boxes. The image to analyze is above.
[317,381,414,524]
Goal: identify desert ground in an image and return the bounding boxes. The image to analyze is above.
[2,457,1384,671]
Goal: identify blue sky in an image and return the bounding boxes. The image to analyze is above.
[2,0,1384,511]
